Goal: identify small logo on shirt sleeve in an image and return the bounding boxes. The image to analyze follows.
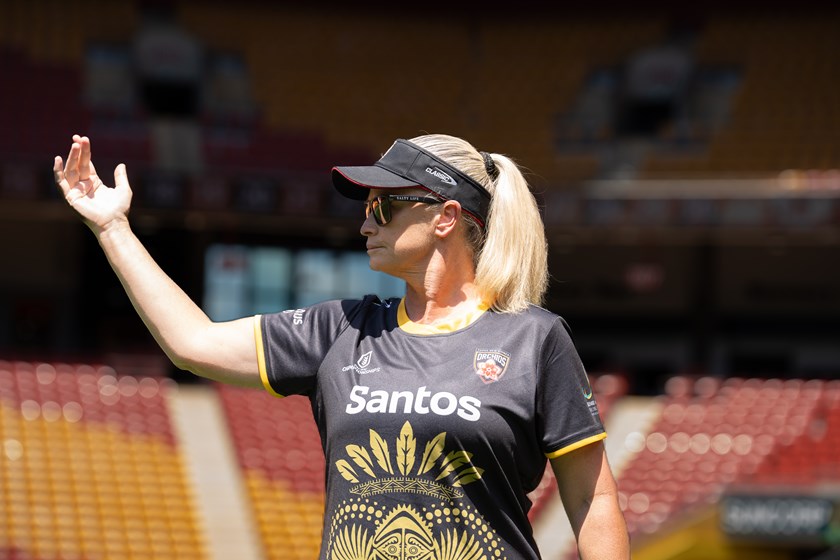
[282,308,306,325]
[473,350,511,384]
[582,375,600,416]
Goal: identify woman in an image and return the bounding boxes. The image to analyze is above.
[54,133,629,559]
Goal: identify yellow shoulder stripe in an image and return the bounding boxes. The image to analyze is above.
[253,315,284,398]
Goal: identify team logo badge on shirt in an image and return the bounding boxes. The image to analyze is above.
[473,350,510,384]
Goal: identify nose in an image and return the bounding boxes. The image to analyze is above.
[360,211,377,237]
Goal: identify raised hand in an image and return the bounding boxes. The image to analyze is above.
[54,135,132,234]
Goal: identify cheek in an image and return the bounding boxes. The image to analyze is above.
[392,224,434,255]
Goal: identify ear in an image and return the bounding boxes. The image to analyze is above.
[434,200,462,239]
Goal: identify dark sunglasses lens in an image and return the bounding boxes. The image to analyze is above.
[365,197,389,225]
[373,197,389,225]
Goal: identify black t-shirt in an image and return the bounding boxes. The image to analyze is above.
[256,296,605,559]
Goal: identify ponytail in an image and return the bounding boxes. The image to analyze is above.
[476,153,548,312]
[409,134,549,313]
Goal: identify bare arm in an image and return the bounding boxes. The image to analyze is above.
[551,441,630,560]
[54,135,261,388]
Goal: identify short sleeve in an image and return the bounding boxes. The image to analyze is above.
[536,317,606,459]
[257,299,362,397]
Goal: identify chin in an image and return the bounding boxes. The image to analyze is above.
[367,257,384,273]
[368,257,398,277]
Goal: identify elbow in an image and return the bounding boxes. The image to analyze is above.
[157,324,219,377]
[164,353,198,379]
[170,354,199,376]
[162,341,206,378]
[168,343,217,379]
[165,342,261,389]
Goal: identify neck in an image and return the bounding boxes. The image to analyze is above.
[401,249,484,325]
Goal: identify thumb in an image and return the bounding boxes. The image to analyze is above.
[114,163,131,193]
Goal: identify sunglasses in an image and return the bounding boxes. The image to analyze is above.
[364,194,442,226]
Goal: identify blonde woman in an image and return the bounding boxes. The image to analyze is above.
[55,133,629,559]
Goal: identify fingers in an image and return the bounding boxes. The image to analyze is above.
[64,140,81,180]
[114,163,129,193]
[65,135,82,169]
[56,135,103,205]
[89,160,101,182]
[53,156,69,195]
[78,136,91,181]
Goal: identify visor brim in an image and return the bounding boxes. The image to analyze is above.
[331,165,421,201]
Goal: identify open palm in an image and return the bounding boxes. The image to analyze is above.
[54,135,132,233]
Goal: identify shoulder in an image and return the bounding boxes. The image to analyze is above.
[514,304,578,350]
[480,304,576,348]
[345,294,395,317]
[262,295,388,326]
[494,303,570,332]
[336,294,396,331]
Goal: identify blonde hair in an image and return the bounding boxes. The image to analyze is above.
[409,134,549,313]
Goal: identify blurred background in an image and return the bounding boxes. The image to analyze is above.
[0,0,838,559]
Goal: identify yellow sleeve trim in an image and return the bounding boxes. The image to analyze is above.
[253,315,284,398]
[545,432,607,459]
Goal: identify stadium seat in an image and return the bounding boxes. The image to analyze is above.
[611,375,839,544]
[640,14,840,178]
[215,385,325,560]
[0,359,207,559]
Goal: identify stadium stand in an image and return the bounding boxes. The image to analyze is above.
[599,375,840,560]
[0,0,140,163]
[640,15,840,177]
[733,379,840,487]
[177,2,670,185]
[0,49,89,166]
[215,385,325,560]
[619,376,828,533]
[2,2,837,191]
[0,359,207,559]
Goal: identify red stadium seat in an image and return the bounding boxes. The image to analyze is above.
[215,385,325,559]
[613,375,839,542]
[0,359,206,560]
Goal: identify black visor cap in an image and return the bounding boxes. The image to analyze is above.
[332,139,491,227]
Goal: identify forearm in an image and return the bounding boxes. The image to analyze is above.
[95,220,256,385]
[96,220,210,366]
[573,493,630,560]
